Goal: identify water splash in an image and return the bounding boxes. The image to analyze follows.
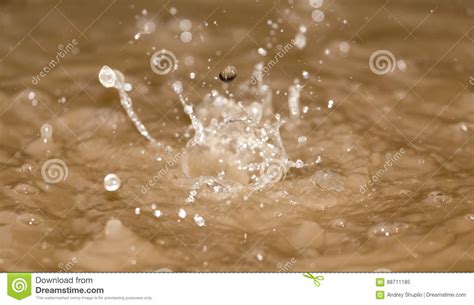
[98,63,314,200]
[98,66,161,145]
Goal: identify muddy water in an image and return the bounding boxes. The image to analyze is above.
[0,0,473,272]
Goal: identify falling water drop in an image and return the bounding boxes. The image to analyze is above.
[219,66,237,82]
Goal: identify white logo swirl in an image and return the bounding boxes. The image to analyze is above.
[41,158,68,184]
[369,50,396,75]
[150,49,178,75]
[12,278,28,293]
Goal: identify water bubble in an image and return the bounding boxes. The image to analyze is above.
[104,218,123,237]
[98,66,118,88]
[134,207,141,215]
[179,19,192,31]
[397,59,407,72]
[103,173,121,192]
[368,222,409,238]
[294,32,307,50]
[427,191,452,204]
[154,210,162,218]
[17,213,44,226]
[298,136,307,144]
[172,81,183,94]
[219,66,237,83]
[180,31,193,43]
[311,170,345,192]
[257,47,267,56]
[339,41,350,53]
[194,214,205,227]
[327,99,334,108]
[295,160,304,168]
[189,72,196,79]
[256,253,264,261]
[178,208,187,219]
[311,9,325,22]
[302,71,310,79]
[170,7,177,15]
[309,0,324,8]
[40,123,53,143]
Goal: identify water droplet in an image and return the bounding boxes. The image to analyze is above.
[189,72,196,79]
[179,19,192,31]
[257,47,267,56]
[256,253,264,261]
[302,71,310,79]
[309,0,324,8]
[154,210,162,218]
[339,41,350,53]
[194,214,205,227]
[40,123,53,143]
[298,136,307,144]
[98,66,118,88]
[294,32,306,50]
[311,9,325,22]
[178,208,187,219]
[219,66,237,82]
[327,99,334,108]
[180,31,192,43]
[172,81,183,94]
[103,173,121,192]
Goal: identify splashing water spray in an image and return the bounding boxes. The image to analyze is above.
[98,61,312,203]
